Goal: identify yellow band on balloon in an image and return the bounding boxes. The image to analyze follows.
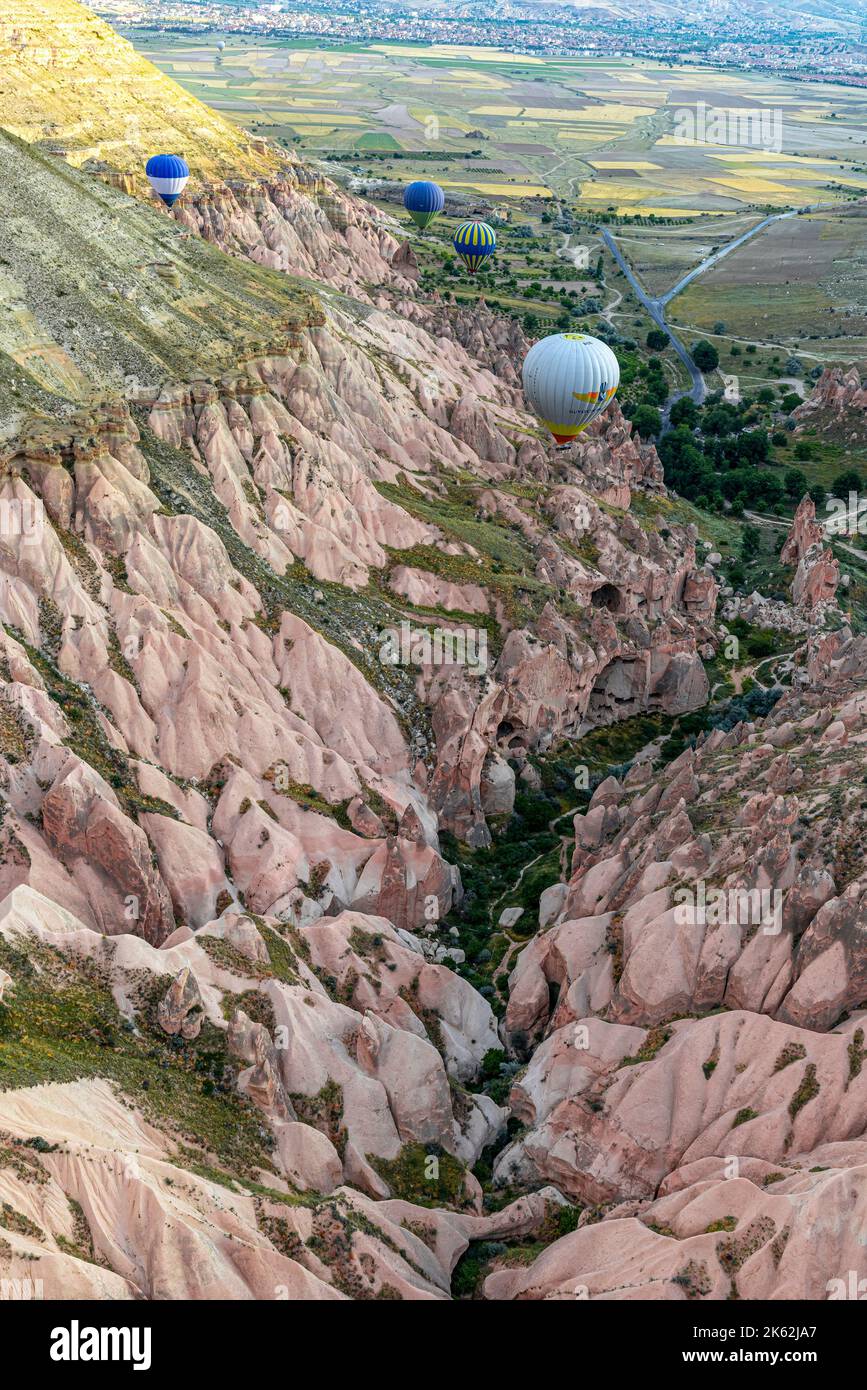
[542,419,589,439]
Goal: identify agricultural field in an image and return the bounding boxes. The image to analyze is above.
[125,32,867,372]
[125,33,867,215]
[668,206,867,369]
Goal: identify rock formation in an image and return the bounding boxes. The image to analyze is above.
[0,0,862,1309]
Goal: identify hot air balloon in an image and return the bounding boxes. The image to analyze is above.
[522,332,620,445]
[145,154,190,208]
[403,180,444,230]
[216,40,226,51]
[453,219,496,275]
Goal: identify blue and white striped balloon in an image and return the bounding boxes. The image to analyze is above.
[145,154,190,208]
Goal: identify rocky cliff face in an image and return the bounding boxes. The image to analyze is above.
[11,0,864,1308]
[781,495,840,613]
[0,0,279,183]
[488,626,867,1296]
[792,366,867,443]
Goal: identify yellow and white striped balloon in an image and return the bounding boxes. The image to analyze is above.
[522,332,620,444]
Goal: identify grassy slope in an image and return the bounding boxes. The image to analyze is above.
[0,126,321,436]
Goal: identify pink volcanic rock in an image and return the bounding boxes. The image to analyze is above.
[156,966,204,1040]
[792,366,867,441]
[0,1076,341,1300]
[228,1007,294,1120]
[350,805,457,931]
[484,1157,867,1300]
[504,914,615,1057]
[262,979,502,1184]
[778,883,867,1031]
[781,499,839,611]
[781,495,824,566]
[41,761,175,945]
[138,812,231,929]
[275,613,409,778]
[793,547,839,611]
[176,175,414,301]
[493,1010,867,1205]
[389,565,490,615]
[300,910,500,1080]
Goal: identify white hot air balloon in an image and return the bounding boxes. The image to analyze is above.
[522,332,620,445]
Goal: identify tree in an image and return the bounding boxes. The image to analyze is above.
[669,396,699,429]
[630,404,662,438]
[646,329,668,351]
[703,403,740,436]
[657,428,720,505]
[780,392,802,413]
[693,340,720,373]
[642,376,669,408]
[735,429,770,465]
[832,469,863,495]
[794,440,814,461]
[809,483,827,509]
[784,468,808,498]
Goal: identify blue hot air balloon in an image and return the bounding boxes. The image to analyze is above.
[145,154,190,208]
[403,180,445,231]
[453,219,496,275]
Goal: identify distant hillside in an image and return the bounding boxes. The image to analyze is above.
[0,0,281,185]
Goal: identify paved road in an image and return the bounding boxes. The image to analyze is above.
[658,210,798,307]
[601,227,706,415]
[601,199,860,424]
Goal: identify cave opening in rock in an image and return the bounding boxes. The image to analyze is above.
[591,582,624,614]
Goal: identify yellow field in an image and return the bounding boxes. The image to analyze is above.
[136,34,867,217]
[640,207,729,217]
[368,44,544,64]
[279,113,364,126]
[706,152,838,165]
[581,181,659,201]
[557,129,626,143]
[591,160,662,170]
[440,72,512,89]
[440,179,553,197]
[573,104,655,122]
[470,105,523,116]
[711,176,797,194]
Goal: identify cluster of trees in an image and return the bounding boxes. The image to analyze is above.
[620,351,670,437]
[654,393,812,513]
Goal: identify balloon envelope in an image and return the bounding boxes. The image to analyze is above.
[404,180,445,230]
[522,332,620,444]
[145,153,190,208]
[453,219,496,274]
